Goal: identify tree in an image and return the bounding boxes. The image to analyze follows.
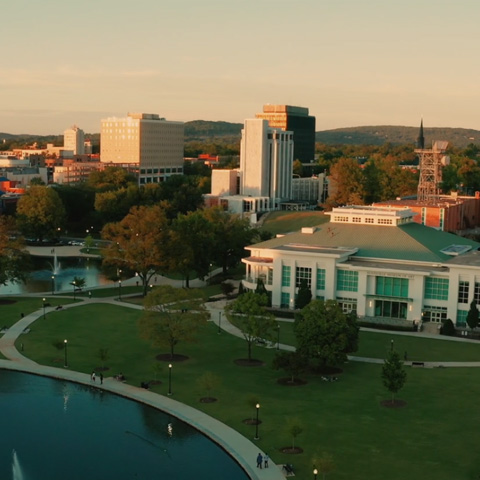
[440,318,456,336]
[97,348,109,370]
[101,205,171,296]
[296,279,312,309]
[225,292,277,361]
[70,276,86,290]
[139,285,208,359]
[0,217,30,286]
[294,299,359,369]
[286,418,303,450]
[315,452,335,480]
[201,207,256,275]
[466,300,479,331]
[196,371,221,400]
[327,157,366,206]
[16,186,66,241]
[381,349,407,405]
[272,351,307,384]
[168,210,214,288]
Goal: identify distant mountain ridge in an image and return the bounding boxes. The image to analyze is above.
[2,122,480,148]
[315,125,480,148]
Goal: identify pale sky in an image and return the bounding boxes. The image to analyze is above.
[1,0,479,135]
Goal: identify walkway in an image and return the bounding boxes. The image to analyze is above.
[0,294,284,480]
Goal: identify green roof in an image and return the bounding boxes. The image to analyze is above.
[250,222,480,263]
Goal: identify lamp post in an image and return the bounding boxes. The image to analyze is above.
[313,468,318,480]
[72,280,76,300]
[218,311,222,334]
[168,363,172,396]
[64,339,68,368]
[118,280,122,300]
[51,275,55,295]
[42,298,46,320]
[254,403,260,440]
[391,339,394,351]
[277,324,280,350]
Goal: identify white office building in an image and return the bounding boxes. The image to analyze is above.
[100,113,184,184]
[64,125,85,155]
[242,205,480,328]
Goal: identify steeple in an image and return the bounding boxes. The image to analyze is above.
[416,119,425,149]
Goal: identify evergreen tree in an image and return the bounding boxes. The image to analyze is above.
[466,300,479,331]
[381,349,407,405]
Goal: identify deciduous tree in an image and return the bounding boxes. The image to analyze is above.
[0,217,30,286]
[467,300,479,331]
[225,292,277,361]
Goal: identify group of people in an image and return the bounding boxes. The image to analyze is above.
[91,371,103,384]
[256,453,269,469]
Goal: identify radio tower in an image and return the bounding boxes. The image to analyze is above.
[415,120,449,203]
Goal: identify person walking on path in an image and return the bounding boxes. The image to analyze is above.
[91,371,96,382]
[264,454,269,468]
[256,453,263,469]
[100,373,103,384]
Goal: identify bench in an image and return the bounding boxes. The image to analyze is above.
[412,361,424,367]
[282,464,295,476]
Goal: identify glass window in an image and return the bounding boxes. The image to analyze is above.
[316,268,326,290]
[474,282,480,304]
[337,297,357,313]
[337,270,358,292]
[457,310,468,327]
[458,281,469,304]
[375,300,407,319]
[422,306,447,323]
[280,292,290,308]
[376,277,409,298]
[425,278,449,301]
[281,266,291,287]
[296,267,312,288]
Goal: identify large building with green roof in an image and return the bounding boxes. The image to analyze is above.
[242,206,480,327]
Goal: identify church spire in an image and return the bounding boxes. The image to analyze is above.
[416,119,425,149]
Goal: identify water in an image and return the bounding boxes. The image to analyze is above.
[0,257,111,295]
[0,371,248,480]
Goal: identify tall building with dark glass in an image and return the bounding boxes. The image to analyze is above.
[256,105,316,162]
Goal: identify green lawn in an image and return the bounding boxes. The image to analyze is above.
[261,211,328,235]
[11,300,480,480]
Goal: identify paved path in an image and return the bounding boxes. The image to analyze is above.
[0,295,285,480]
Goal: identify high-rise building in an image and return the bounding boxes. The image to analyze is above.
[64,125,85,155]
[100,113,184,184]
[240,119,294,207]
[255,104,315,162]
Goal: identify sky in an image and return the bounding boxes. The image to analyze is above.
[1,0,480,135]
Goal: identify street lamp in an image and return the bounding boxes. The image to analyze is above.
[64,339,68,368]
[391,339,394,351]
[254,403,260,440]
[168,363,172,396]
[277,324,280,350]
[72,280,76,300]
[218,311,222,334]
[118,280,122,300]
[51,275,55,295]
[42,298,46,320]
[313,468,318,480]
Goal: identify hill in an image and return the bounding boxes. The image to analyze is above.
[315,125,480,148]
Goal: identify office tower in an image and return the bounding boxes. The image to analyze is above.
[64,125,85,155]
[100,113,184,184]
[255,105,315,162]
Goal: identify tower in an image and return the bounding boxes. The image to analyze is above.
[64,125,85,155]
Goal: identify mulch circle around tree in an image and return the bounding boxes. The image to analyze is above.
[200,397,217,403]
[276,377,307,386]
[234,359,265,367]
[242,419,262,425]
[280,447,303,454]
[149,380,162,386]
[311,365,343,375]
[155,354,189,362]
[0,299,16,305]
[380,399,407,408]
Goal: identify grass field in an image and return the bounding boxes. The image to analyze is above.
[260,211,328,235]
[6,298,480,480]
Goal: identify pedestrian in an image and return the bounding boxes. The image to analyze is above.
[264,453,269,468]
[256,453,263,469]
[88,291,92,299]
[91,371,96,382]
[20,343,24,352]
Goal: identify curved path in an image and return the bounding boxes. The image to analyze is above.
[0,296,284,480]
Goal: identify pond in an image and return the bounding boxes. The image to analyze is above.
[0,257,110,295]
[0,370,249,480]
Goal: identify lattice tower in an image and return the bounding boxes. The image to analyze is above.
[415,141,449,203]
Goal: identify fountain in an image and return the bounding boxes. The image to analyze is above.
[51,250,61,276]
[12,449,24,480]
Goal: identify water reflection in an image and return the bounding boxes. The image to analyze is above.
[0,257,110,295]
